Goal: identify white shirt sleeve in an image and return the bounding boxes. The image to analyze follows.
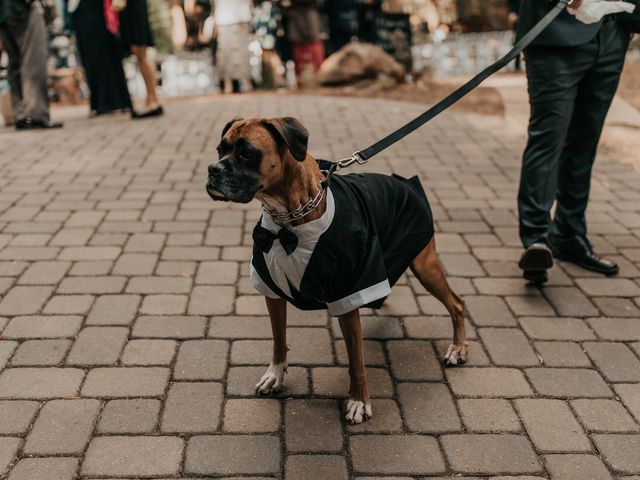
[569,0,635,24]
[326,280,391,317]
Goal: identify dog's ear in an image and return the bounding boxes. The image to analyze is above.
[261,117,309,161]
[221,117,242,140]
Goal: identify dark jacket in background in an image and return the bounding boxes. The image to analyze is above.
[324,0,359,54]
[324,0,359,33]
[0,0,29,26]
[286,0,322,43]
[358,0,381,43]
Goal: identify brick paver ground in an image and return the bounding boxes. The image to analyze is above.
[0,93,639,479]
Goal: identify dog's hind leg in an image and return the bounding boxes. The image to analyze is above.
[411,237,468,366]
[256,297,288,394]
[338,309,372,424]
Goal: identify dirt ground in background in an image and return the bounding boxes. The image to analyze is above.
[297,77,505,117]
[301,53,640,117]
[297,60,640,170]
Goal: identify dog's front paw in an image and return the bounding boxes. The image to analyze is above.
[255,362,287,395]
[345,398,372,425]
[443,344,468,367]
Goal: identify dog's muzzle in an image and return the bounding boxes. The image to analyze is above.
[206,164,230,201]
[206,182,230,202]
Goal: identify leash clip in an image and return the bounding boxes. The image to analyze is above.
[336,152,367,170]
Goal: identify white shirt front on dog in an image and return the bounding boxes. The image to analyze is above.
[250,188,336,300]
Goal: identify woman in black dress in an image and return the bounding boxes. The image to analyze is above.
[118,0,163,117]
[71,0,133,116]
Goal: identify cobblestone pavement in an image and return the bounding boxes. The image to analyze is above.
[0,94,639,480]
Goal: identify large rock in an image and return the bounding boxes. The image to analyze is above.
[317,42,406,86]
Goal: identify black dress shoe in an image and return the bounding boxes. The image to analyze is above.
[523,269,548,284]
[519,242,553,284]
[550,236,619,276]
[15,118,63,130]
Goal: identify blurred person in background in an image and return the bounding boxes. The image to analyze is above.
[147,0,173,54]
[283,0,324,78]
[253,0,284,88]
[507,0,521,70]
[0,0,62,129]
[117,0,163,116]
[358,0,381,43]
[507,0,520,29]
[324,0,359,56]
[170,0,188,50]
[274,0,291,65]
[214,0,253,94]
[69,0,133,116]
[183,0,210,51]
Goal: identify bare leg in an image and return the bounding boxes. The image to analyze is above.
[338,309,372,424]
[411,237,468,366]
[256,297,288,394]
[131,45,159,108]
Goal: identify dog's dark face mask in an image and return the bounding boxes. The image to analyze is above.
[206,117,309,203]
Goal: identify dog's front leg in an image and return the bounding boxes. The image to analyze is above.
[256,296,288,395]
[338,309,372,424]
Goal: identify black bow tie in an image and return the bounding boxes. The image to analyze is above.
[253,224,299,255]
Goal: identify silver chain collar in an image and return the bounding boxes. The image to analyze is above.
[262,185,326,227]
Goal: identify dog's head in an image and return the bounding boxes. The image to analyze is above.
[206,117,309,203]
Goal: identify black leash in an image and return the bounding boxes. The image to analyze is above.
[336,0,571,169]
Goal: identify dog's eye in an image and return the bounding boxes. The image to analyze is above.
[238,149,258,161]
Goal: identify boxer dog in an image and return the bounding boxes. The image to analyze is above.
[207,117,467,424]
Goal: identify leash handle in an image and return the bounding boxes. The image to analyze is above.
[345,0,571,164]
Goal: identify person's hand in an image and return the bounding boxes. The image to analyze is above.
[507,12,519,29]
[111,0,127,12]
[568,0,584,9]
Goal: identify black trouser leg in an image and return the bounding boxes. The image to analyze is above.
[550,21,629,242]
[518,47,589,247]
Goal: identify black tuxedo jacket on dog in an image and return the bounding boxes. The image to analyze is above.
[250,171,434,316]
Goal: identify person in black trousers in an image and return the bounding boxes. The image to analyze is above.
[516,0,633,283]
[71,0,133,116]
